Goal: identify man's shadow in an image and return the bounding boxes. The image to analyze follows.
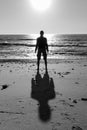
[31,70,56,122]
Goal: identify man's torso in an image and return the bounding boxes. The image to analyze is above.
[37,37,47,50]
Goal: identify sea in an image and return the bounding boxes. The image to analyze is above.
[0,34,87,61]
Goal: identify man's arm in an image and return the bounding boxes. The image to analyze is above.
[45,38,49,52]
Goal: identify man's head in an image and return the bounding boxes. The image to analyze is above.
[40,30,44,37]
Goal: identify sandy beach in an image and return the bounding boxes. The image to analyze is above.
[0,59,87,130]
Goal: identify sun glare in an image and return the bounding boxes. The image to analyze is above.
[30,0,52,12]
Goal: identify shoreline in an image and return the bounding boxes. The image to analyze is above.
[0,58,87,63]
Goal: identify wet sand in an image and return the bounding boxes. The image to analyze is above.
[0,59,87,130]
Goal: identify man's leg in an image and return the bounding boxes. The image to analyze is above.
[45,57,47,71]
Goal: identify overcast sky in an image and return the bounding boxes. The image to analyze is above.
[0,0,87,34]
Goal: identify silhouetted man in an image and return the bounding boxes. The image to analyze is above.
[35,30,49,71]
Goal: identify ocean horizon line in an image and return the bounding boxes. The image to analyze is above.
[0,33,87,35]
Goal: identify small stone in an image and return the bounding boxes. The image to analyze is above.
[75,82,79,84]
[10,70,12,72]
[72,68,74,70]
[73,99,77,103]
[72,126,83,130]
[84,65,87,67]
[54,71,56,74]
[1,84,9,90]
[81,98,87,101]
[70,104,74,107]
[69,98,71,100]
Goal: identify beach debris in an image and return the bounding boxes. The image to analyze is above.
[59,100,74,107]
[57,72,61,75]
[0,110,24,115]
[57,72,64,77]
[72,68,74,70]
[73,99,77,103]
[13,81,15,84]
[61,112,75,121]
[75,82,79,84]
[1,84,9,90]
[18,100,24,103]
[32,64,35,66]
[61,75,64,77]
[81,98,87,101]
[54,71,56,74]
[10,70,12,72]
[57,71,70,77]
[72,126,83,130]
[63,72,70,75]
[84,64,87,67]
[68,98,78,104]
[69,98,72,100]
[70,104,74,107]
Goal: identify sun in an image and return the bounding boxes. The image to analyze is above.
[30,0,52,12]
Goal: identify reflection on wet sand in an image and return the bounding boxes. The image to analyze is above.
[31,70,55,122]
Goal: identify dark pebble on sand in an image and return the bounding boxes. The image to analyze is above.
[70,104,74,107]
[69,98,71,100]
[63,72,70,75]
[84,65,87,67]
[81,98,87,101]
[75,82,79,84]
[21,107,24,109]
[54,71,56,74]
[57,72,61,75]
[1,84,9,90]
[72,68,74,70]
[73,99,77,103]
[18,100,23,103]
[72,126,83,130]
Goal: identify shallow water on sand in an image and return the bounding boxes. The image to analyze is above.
[0,34,87,61]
